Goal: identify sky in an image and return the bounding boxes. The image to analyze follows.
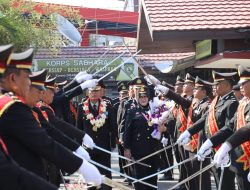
[33,0,126,10]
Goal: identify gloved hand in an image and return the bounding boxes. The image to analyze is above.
[83,133,95,149]
[75,71,93,83]
[154,84,169,94]
[145,75,161,85]
[177,130,191,145]
[197,139,213,161]
[75,146,90,161]
[78,158,102,186]
[80,79,98,90]
[161,137,168,146]
[214,142,231,167]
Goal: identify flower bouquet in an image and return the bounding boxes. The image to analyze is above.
[148,97,174,139]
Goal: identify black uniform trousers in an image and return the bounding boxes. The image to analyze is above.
[235,171,250,190]
[133,155,158,190]
[188,152,211,190]
[211,166,235,190]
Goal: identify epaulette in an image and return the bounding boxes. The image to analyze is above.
[0,93,25,117]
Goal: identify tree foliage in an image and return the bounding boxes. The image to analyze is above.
[0,0,83,52]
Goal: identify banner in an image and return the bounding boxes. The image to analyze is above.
[33,57,138,81]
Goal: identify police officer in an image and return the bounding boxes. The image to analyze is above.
[77,80,116,190]
[154,75,213,190]
[124,85,163,190]
[0,44,58,190]
[213,66,250,190]
[114,81,129,174]
[0,48,102,186]
[177,71,239,190]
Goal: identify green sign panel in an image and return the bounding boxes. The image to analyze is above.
[33,57,138,81]
[195,40,212,60]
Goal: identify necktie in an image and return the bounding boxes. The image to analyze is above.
[93,104,98,112]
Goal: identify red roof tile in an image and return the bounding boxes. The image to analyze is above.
[143,0,250,31]
[34,46,194,67]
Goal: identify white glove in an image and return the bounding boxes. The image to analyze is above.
[214,142,232,167]
[75,71,93,83]
[248,171,250,182]
[83,133,95,149]
[80,79,98,90]
[145,75,161,85]
[161,137,168,146]
[78,158,102,186]
[154,84,169,94]
[177,130,191,146]
[197,139,213,161]
[75,146,90,161]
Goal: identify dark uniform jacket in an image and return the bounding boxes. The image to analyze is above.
[0,137,57,190]
[39,103,85,145]
[227,123,250,149]
[210,98,250,174]
[51,80,82,124]
[0,94,82,178]
[33,107,79,151]
[119,98,137,142]
[76,99,116,155]
[188,91,239,147]
[123,105,160,157]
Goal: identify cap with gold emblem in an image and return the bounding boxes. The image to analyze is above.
[138,86,148,97]
[195,76,214,87]
[30,69,48,91]
[238,65,250,84]
[175,75,185,85]
[118,84,128,93]
[129,77,147,87]
[0,44,13,74]
[8,48,34,70]
[212,71,238,84]
[45,76,57,90]
[184,73,195,84]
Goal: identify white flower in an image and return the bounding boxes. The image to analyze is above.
[86,114,93,120]
[83,106,88,111]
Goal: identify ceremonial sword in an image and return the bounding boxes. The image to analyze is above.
[87,46,113,73]
[123,142,177,168]
[93,145,151,168]
[88,159,158,189]
[92,50,128,76]
[97,49,142,82]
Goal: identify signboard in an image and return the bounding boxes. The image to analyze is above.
[33,57,138,81]
[195,40,212,60]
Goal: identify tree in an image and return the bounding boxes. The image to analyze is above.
[0,0,83,52]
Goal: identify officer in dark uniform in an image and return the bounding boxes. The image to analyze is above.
[0,44,58,190]
[0,48,102,186]
[51,71,93,124]
[76,81,116,190]
[114,81,129,174]
[213,66,250,190]
[178,71,239,190]
[155,75,213,190]
[123,85,162,190]
[28,69,92,186]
